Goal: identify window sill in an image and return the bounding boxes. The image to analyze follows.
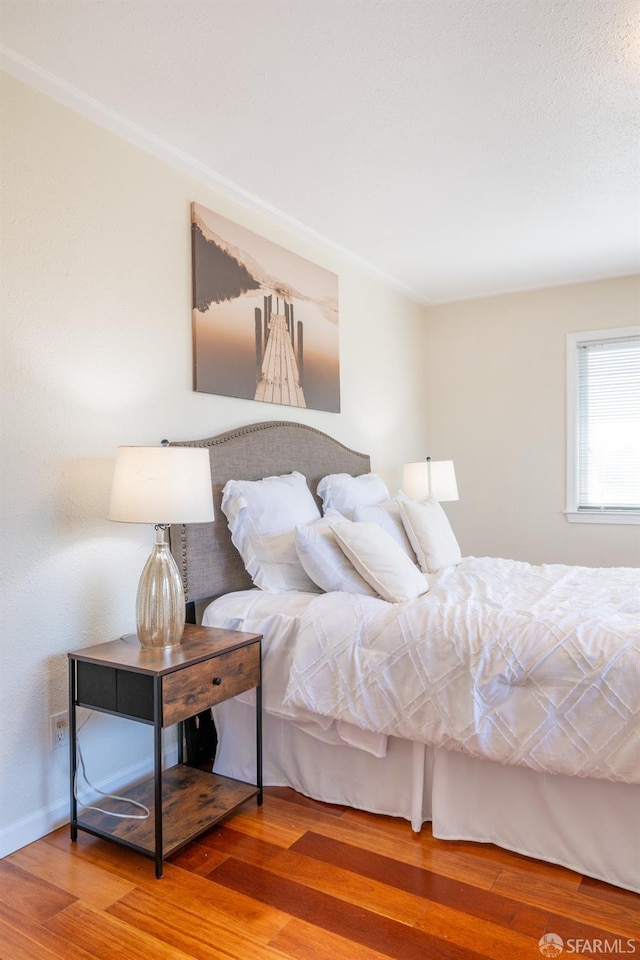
[564,511,640,526]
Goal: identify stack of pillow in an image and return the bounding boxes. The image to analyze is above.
[221,470,461,603]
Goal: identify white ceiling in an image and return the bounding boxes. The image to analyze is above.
[2,0,639,303]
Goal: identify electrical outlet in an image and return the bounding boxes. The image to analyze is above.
[50,711,69,751]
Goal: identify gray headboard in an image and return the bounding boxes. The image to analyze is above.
[169,420,370,603]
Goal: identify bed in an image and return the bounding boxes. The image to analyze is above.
[169,420,640,893]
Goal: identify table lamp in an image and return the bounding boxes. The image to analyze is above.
[108,443,214,648]
[402,458,459,502]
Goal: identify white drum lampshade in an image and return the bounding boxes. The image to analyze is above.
[402,458,459,502]
[108,444,215,648]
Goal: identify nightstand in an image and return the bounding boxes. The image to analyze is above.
[68,623,262,877]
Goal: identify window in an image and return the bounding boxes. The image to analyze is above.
[566,327,640,524]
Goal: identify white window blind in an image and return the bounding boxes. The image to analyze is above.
[575,333,640,514]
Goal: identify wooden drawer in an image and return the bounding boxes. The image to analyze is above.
[162,642,260,726]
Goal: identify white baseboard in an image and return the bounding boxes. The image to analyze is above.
[0,753,173,858]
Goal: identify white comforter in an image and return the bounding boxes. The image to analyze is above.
[281,557,640,783]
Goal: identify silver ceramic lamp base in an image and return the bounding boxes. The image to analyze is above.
[135,525,185,648]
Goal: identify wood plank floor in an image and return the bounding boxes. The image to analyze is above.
[1,787,638,959]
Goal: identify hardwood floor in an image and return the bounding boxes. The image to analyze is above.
[1,787,639,959]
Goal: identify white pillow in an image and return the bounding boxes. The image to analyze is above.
[353,496,416,560]
[295,514,378,596]
[330,520,429,603]
[221,471,321,592]
[399,497,462,573]
[317,472,390,519]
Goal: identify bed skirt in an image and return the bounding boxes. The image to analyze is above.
[212,698,640,894]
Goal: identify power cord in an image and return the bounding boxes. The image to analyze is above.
[74,712,150,820]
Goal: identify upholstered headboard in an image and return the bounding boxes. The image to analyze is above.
[169,421,370,604]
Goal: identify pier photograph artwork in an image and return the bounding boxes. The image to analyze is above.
[192,202,340,412]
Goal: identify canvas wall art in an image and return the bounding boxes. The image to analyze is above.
[191,202,340,412]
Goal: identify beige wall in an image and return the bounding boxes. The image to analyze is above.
[0,73,428,853]
[424,277,640,566]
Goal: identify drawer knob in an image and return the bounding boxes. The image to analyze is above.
[212,677,222,686]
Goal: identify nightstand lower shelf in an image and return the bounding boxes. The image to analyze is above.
[76,766,258,860]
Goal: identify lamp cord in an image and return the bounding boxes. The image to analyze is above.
[74,713,150,820]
